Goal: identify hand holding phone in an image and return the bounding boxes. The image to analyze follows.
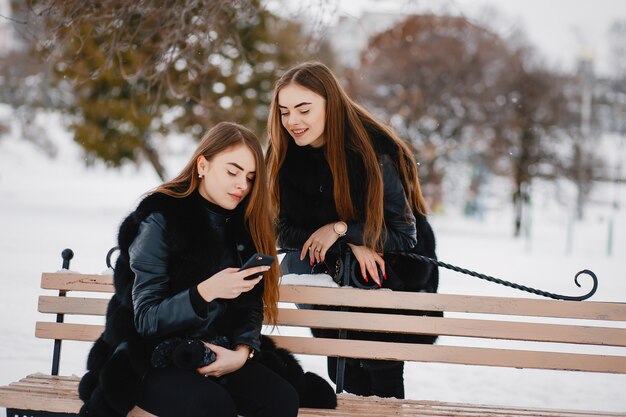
[239,253,275,279]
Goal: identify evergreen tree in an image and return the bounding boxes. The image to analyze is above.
[14,0,305,179]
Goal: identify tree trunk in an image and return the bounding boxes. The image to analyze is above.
[142,142,167,181]
[422,159,444,213]
[464,162,487,218]
[513,188,523,237]
[512,180,530,237]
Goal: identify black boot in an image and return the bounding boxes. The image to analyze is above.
[361,359,405,399]
[327,357,370,396]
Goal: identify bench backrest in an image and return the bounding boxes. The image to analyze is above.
[38,272,626,375]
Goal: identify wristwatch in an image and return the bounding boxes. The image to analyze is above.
[236,344,255,360]
[333,221,348,237]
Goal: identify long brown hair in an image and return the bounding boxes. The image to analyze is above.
[266,62,427,251]
[152,121,280,325]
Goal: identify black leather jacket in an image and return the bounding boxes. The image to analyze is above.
[77,191,266,416]
[128,195,263,353]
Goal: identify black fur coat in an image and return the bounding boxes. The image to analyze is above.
[78,191,335,416]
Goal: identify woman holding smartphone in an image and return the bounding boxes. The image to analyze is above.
[78,122,298,417]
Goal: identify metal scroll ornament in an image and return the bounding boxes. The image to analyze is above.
[403,253,598,301]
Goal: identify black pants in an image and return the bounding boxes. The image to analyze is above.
[137,361,299,417]
[327,357,405,399]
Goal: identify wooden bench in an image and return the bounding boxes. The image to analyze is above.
[1,268,626,417]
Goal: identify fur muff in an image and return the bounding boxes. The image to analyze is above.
[79,192,226,417]
[99,346,141,414]
[78,338,109,402]
[300,372,338,409]
[79,387,117,417]
[259,335,337,409]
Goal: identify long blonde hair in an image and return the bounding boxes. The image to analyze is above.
[153,122,280,325]
[266,62,427,251]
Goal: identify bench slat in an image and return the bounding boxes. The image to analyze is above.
[270,335,626,373]
[313,395,626,417]
[39,295,109,315]
[8,379,80,391]
[35,301,626,347]
[1,384,78,398]
[36,322,103,342]
[0,374,82,413]
[15,374,80,382]
[279,285,626,320]
[276,308,626,346]
[41,272,114,292]
[34,321,626,373]
[314,395,624,417]
[39,274,626,322]
[3,375,622,417]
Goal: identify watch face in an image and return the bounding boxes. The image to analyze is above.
[335,222,347,234]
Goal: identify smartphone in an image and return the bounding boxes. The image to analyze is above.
[238,253,275,279]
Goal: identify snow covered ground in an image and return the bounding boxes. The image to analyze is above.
[1,110,625,413]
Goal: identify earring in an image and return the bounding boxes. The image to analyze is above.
[198,174,202,178]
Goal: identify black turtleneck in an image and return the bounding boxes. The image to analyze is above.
[199,195,235,220]
[189,194,240,314]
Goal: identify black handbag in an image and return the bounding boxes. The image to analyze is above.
[280,246,383,290]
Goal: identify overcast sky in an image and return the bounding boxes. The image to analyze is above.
[331,0,626,76]
[2,0,625,76]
